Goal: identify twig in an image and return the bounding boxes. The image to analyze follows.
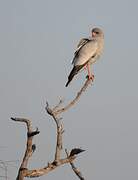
[11,117,40,180]
[65,149,85,180]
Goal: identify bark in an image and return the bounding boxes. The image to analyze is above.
[11,78,92,179]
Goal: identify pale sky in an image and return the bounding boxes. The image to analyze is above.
[0,0,138,179]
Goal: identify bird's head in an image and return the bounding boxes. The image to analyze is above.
[91,28,104,38]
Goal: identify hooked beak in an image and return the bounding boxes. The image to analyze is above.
[92,32,96,37]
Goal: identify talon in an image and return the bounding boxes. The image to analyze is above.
[86,74,94,81]
[88,74,94,81]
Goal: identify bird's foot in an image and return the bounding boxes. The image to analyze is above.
[86,74,94,82]
[89,74,94,81]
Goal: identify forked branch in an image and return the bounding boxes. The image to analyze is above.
[11,78,92,179]
[53,78,91,115]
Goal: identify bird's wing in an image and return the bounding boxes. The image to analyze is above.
[72,38,90,64]
[66,39,98,87]
[73,39,98,66]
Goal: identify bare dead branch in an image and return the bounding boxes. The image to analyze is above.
[45,102,63,161]
[25,156,75,178]
[69,162,85,180]
[65,149,85,180]
[11,116,81,179]
[11,77,91,179]
[55,78,91,115]
[43,79,91,179]
[11,117,39,180]
[53,99,64,111]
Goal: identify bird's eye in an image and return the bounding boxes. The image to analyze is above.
[95,31,99,34]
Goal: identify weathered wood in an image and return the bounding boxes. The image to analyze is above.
[11,78,92,179]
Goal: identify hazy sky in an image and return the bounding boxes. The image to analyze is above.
[0,0,138,179]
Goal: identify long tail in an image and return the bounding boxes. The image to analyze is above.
[65,65,83,87]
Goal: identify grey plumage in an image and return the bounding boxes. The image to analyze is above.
[66,27,104,87]
[65,64,85,87]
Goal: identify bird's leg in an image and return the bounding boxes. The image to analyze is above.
[87,63,94,81]
[84,64,87,70]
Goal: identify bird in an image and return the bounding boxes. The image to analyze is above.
[65,27,104,87]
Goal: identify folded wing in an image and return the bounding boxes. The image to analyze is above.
[66,38,98,87]
[72,38,90,64]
